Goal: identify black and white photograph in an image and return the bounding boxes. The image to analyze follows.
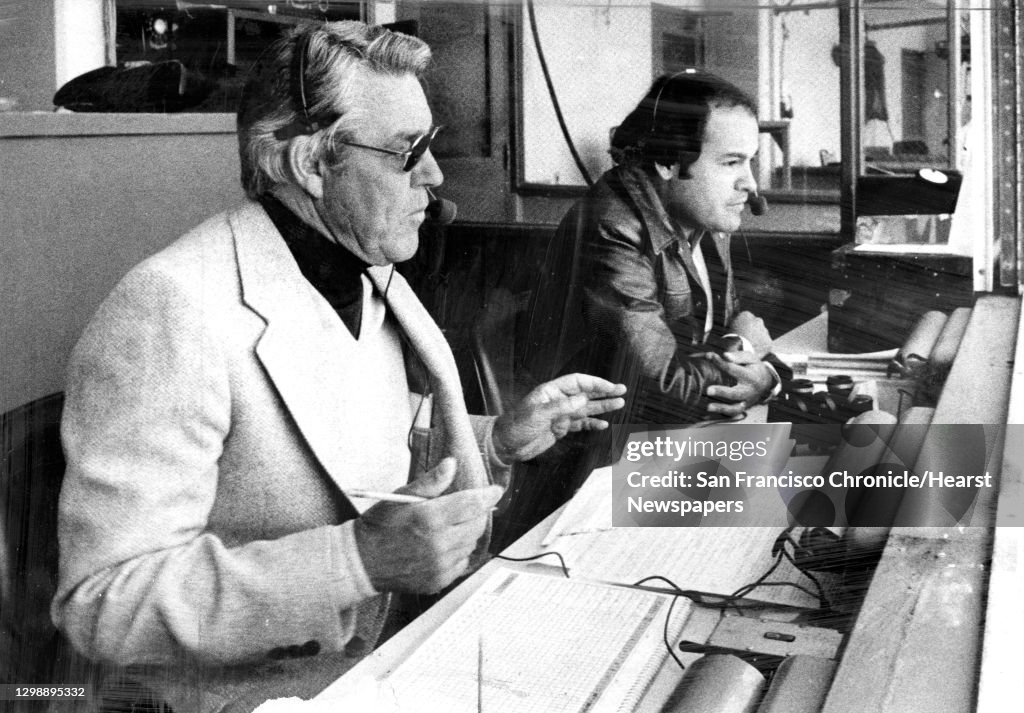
[1,1,1021,711]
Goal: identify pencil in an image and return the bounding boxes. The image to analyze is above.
[477,634,484,713]
[346,490,427,504]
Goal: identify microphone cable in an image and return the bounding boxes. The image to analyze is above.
[526,0,594,188]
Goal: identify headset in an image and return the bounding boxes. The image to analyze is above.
[273,29,337,141]
[650,70,767,217]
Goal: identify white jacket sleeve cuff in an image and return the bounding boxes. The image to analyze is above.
[330,519,379,601]
[472,415,513,489]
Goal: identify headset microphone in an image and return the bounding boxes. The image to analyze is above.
[425,188,457,225]
[747,192,768,216]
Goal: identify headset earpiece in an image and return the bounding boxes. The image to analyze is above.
[650,69,695,133]
[274,28,338,140]
[647,69,704,168]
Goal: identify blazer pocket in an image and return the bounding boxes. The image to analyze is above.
[407,426,433,482]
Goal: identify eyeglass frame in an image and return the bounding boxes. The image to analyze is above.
[334,125,443,172]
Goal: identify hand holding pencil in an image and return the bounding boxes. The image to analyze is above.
[352,457,504,594]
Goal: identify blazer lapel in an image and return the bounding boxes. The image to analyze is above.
[363,266,489,494]
[228,202,359,490]
[364,266,492,571]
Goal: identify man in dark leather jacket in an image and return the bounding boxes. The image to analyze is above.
[522,71,783,470]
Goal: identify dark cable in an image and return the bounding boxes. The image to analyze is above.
[495,552,571,578]
[626,530,832,670]
[729,529,829,610]
[727,550,787,615]
[632,578,794,611]
[633,527,828,609]
[732,578,823,606]
[781,548,828,608]
[526,0,594,187]
[779,529,829,608]
[628,575,688,670]
[372,265,434,470]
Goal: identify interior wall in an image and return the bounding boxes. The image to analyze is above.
[0,1,56,111]
[872,24,930,148]
[0,122,242,413]
[921,22,952,157]
[703,2,760,104]
[54,0,106,89]
[775,8,841,168]
[520,1,670,186]
[519,0,777,188]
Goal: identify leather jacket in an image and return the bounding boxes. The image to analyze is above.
[523,163,741,426]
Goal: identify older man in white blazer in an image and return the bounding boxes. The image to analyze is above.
[52,21,624,713]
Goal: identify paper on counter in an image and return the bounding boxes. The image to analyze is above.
[542,465,616,545]
[385,567,690,713]
[545,422,794,543]
[539,422,827,609]
[546,527,820,608]
[254,676,400,713]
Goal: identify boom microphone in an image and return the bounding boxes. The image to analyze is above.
[747,191,768,216]
[425,188,457,225]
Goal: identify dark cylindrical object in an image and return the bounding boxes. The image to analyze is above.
[788,379,814,395]
[826,374,854,400]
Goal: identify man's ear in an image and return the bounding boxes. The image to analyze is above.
[286,139,324,199]
[654,162,677,181]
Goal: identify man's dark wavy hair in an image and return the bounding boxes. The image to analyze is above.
[610,71,757,178]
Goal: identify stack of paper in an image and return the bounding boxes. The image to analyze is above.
[386,568,691,713]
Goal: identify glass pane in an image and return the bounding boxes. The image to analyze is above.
[766,5,841,196]
[401,1,491,160]
[56,2,361,113]
[861,0,951,175]
[519,2,841,205]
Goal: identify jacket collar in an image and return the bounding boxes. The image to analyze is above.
[612,163,719,274]
[609,165,735,326]
[613,163,683,255]
[228,200,364,492]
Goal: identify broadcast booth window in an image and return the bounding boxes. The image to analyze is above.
[53,1,364,114]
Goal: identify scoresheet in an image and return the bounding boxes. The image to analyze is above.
[386,568,691,713]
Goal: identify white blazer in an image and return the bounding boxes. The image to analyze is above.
[53,202,507,712]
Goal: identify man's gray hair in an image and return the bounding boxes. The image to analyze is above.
[237,21,431,199]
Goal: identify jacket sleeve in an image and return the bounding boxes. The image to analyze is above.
[470,415,513,489]
[580,216,733,421]
[52,265,380,668]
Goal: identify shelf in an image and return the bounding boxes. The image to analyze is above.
[0,112,235,138]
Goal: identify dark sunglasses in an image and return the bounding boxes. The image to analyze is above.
[336,125,442,172]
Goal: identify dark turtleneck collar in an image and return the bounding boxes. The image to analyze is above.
[259,194,369,339]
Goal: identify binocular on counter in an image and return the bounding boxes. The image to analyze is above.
[767,376,874,447]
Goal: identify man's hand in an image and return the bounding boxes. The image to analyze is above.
[353,458,504,594]
[728,310,772,359]
[492,374,626,463]
[704,351,776,416]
